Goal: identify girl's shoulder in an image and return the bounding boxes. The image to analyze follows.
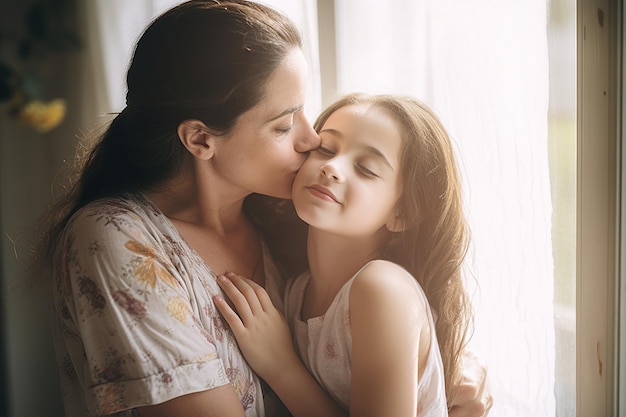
[352,259,418,289]
[350,259,428,311]
[357,259,409,276]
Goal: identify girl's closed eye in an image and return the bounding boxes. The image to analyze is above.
[315,146,335,157]
[356,163,379,178]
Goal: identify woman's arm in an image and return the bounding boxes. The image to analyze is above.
[214,273,347,417]
[447,351,493,417]
[137,387,246,417]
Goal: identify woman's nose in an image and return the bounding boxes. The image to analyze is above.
[294,115,321,153]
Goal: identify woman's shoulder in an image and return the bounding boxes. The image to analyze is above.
[68,193,158,228]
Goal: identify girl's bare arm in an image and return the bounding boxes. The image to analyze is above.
[348,260,427,417]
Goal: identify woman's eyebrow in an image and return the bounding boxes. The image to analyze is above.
[268,104,303,121]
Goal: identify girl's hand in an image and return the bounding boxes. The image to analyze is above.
[216,273,347,417]
[214,272,298,381]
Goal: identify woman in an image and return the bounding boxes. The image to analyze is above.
[34,1,490,416]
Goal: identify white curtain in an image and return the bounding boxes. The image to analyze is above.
[83,0,554,416]
[80,0,320,122]
[79,0,186,120]
[334,1,555,416]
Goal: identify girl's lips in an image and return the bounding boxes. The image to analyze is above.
[307,184,340,203]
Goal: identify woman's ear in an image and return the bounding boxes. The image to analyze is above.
[177,119,216,160]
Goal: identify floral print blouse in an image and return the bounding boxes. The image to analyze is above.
[52,193,284,417]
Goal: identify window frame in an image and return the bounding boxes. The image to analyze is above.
[577,0,620,415]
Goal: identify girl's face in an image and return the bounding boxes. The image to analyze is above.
[211,48,320,199]
[292,103,404,237]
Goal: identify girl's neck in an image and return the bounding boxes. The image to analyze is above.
[302,227,390,320]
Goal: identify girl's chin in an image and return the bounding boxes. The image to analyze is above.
[266,188,292,200]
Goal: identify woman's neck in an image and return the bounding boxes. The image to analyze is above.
[144,165,264,284]
[145,163,249,235]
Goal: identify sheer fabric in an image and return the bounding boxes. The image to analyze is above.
[82,0,321,121]
[334,1,555,416]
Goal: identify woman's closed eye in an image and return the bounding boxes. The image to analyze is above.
[275,125,293,134]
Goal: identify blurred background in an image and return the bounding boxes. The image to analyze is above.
[1,1,80,416]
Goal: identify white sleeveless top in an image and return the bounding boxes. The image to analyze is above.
[283,263,448,416]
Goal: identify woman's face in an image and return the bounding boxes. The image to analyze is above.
[211,48,320,199]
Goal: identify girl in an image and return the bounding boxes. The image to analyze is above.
[215,93,475,416]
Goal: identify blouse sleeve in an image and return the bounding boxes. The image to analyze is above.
[54,205,231,415]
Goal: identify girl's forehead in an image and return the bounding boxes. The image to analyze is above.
[323,104,400,144]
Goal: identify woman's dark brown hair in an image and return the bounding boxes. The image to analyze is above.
[34,0,303,275]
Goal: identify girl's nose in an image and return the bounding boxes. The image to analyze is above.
[321,162,344,182]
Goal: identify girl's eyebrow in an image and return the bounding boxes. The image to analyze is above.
[268,104,303,121]
[362,145,394,170]
[319,128,394,170]
[319,127,341,136]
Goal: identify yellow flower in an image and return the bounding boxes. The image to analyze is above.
[17,98,66,133]
[167,297,191,323]
[125,240,180,289]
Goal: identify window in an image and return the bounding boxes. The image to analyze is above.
[548,0,577,415]
[85,0,621,415]
[576,0,620,415]
[315,1,562,414]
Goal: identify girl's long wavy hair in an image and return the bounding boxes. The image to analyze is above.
[32,0,302,276]
[314,93,474,402]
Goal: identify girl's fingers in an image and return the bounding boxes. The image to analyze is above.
[213,294,244,333]
[229,272,275,311]
[216,274,255,319]
[217,272,267,315]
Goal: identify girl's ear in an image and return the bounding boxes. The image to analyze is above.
[386,214,407,233]
[177,119,216,160]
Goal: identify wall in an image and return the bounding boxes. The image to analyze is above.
[0,1,82,415]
